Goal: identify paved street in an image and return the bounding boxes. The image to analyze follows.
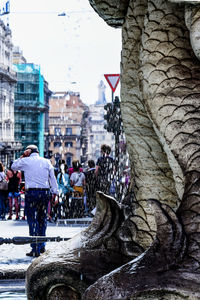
[0,219,89,298]
[0,219,87,275]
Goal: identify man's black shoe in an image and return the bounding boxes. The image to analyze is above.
[40,247,46,254]
[26,251,40,257]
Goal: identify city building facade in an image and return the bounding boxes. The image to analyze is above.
[13,63,49,156]
[49,91,88,168]
[87,80,115,162]
[12,46,27,64]
[0,21,21,167]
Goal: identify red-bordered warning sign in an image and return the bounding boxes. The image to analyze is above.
[104,74,120,93]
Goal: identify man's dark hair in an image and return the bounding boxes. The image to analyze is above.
[88,160,95,168]
[59,159,65,166]
[106,145,111,155]
[72,160,80,172]
[101,144,107,154]
[101,144,111,155]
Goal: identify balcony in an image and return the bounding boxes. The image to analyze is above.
[48,134,79,142]
[0,63,17,83]
[0,141,22,151]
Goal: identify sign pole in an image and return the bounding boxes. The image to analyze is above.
[104,73,121,199]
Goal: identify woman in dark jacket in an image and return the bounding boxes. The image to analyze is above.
[7,164,21,220]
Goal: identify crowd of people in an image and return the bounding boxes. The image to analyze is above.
[0,143,131,222]
[0,143,130,257]
[51,143,115,221]
[0,144,118,222]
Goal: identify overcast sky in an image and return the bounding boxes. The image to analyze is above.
[6,0,122,105]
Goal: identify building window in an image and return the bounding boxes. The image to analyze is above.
[65,153,73,167]
[18,83,24,93]
[54,141,61,147]
[55,127,61,136]
[66,127,72,135]
[21,124,25,132]
[65,142,73,148]
[66,157,71,167]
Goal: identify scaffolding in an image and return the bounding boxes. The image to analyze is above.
[13,63,46,156]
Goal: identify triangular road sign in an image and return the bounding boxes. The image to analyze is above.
[104,74,120,93]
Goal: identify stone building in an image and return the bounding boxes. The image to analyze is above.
[0,21,21,167]
[87,104,115,161]
[87,80,115,162]
[12,46,27,64]
[49,91,88,167]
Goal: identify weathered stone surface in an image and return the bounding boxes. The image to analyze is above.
[26,0,200,299]
[26,191,143,299]
[47,285,80,300]
[82,0,200,299]
[88,0,129,27]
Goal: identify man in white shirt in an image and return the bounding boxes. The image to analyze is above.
[12,144,58,257]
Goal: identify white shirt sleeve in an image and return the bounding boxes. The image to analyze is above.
[11,158,26,171]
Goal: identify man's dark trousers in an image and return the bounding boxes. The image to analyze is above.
[25,189,51,254]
